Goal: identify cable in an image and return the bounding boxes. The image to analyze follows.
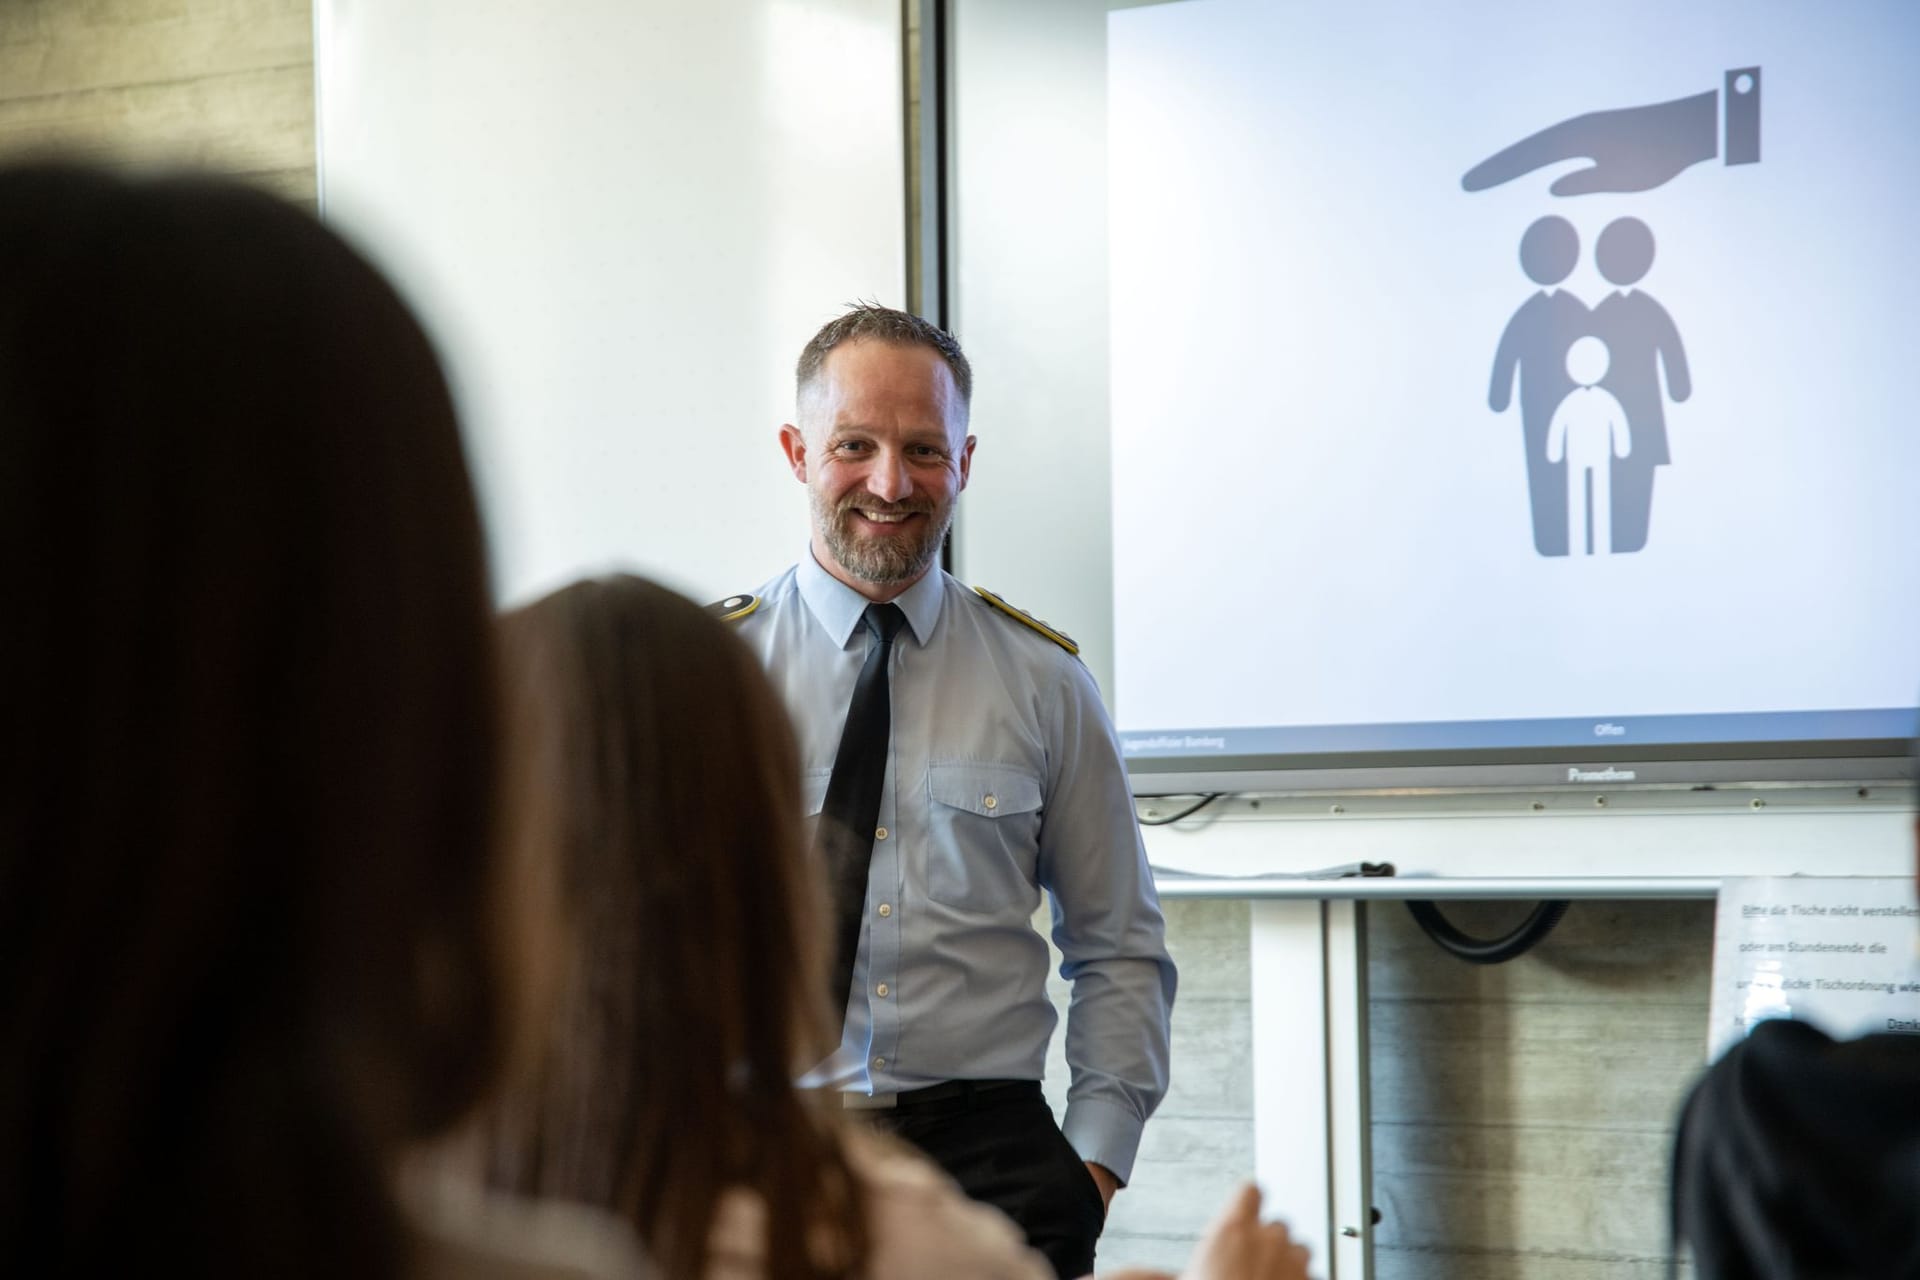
[1134,792,1562,961]
[1136,793,1225,826]
[1404,898,1570,965]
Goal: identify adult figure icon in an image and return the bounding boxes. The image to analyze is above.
[1589,216,1689,553]
[1547,337,1632,556]
[1489,215,1591,556]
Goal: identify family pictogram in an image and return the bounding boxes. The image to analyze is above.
[1489,215,1686,555]
[1467,70,1758,556]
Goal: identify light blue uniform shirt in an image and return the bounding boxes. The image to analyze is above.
[734,551,1176,1181]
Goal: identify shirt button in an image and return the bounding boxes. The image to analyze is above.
[984,794,998,810]
[875,826,888,840]
[872,1056,886,1070]
[875,983,889,997]
[877,903,892,917]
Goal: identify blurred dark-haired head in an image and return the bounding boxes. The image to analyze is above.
[1672,1016,1920,1278]
[0,164,502,1276]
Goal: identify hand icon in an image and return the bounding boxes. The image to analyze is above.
[1462,70,1759,197]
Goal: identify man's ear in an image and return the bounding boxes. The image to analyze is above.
[956,434,978,491]
[779,423,809,483]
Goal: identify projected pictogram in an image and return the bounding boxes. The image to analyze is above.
[1469,69,1759,556]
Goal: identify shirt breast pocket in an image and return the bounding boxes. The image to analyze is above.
[801,767,833,817]
[925,762,1044,914]
[799,766,833,847]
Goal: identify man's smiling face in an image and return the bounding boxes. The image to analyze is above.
[780,338,976,600]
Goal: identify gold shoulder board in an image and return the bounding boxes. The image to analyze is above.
[708,593,760,622]
[972,587,1078,655]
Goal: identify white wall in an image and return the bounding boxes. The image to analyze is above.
[314,0,904,606]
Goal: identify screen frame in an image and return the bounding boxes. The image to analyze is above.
[1126,738,1914,797]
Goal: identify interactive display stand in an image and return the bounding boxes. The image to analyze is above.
[947,0,1920,1269]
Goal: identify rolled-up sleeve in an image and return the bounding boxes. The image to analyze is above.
[1037,658,1177,1183]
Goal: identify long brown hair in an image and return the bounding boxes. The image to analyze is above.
[0,165,503,1275]
[490,575,869,1280]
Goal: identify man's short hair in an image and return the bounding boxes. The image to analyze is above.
[795,302,973,407]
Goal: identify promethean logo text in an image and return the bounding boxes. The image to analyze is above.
[1568,766,1637,783]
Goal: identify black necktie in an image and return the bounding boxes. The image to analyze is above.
[817,603,906,1019]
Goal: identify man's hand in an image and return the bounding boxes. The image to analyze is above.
[1085,1161,1121,1216]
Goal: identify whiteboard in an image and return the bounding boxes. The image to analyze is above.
[314,0,905,606]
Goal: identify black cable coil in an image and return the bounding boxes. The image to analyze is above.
[1404,899,1571,965]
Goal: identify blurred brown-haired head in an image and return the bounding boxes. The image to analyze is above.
[490,574,863,1280]
[0,164,501,1276]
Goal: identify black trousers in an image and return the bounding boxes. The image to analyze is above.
[864,1081,1104,1279]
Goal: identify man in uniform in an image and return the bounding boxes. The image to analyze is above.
[719,304,1175,1278]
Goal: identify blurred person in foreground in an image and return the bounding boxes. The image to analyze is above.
[483,573,1311,1280]
[0,164,642,1279]
[1670,755,1920,1277]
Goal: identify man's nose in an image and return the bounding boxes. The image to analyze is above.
[864,450,913,503]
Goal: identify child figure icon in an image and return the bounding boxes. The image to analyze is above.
[1546,336,1632,556]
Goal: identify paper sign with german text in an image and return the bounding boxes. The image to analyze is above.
[1709,877,1920,1061]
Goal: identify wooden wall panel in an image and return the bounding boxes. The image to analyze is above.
[1043,898,1256,1271]
[1369,899,1713,1280]
[0,0,314,203]
[1045,894,1714,1276]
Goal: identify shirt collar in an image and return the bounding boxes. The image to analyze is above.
[797,548,945,649]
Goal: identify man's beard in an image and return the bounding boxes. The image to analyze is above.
[814,489,953,586]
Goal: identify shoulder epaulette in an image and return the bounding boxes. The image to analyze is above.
[972,587,1079,656]
[708,593,760,622]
